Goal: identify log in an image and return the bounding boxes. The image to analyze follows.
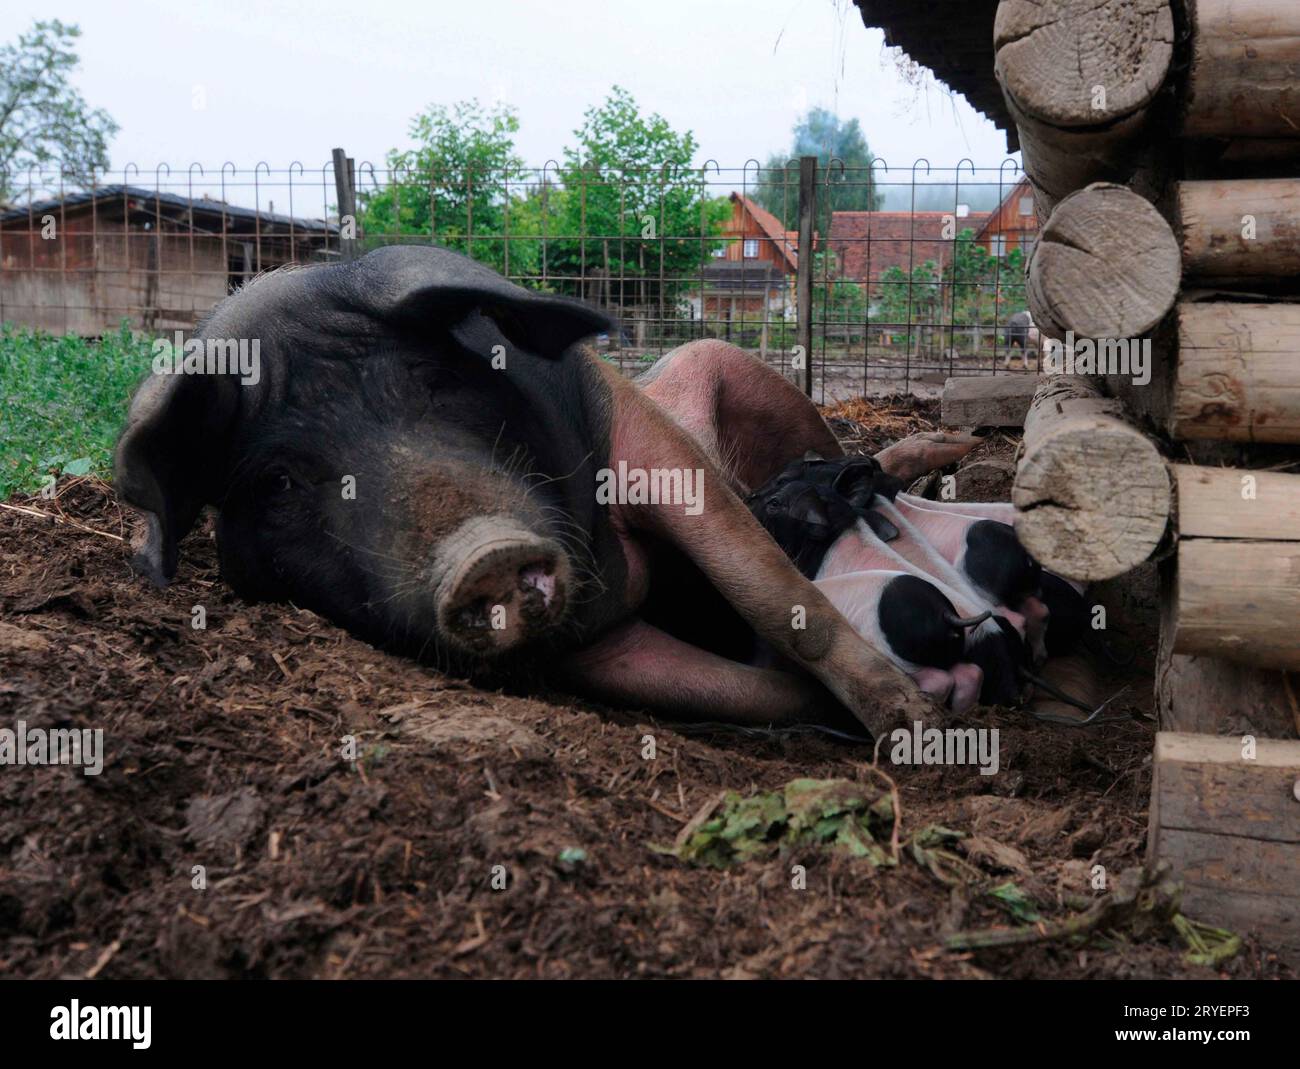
[994,0,1174,207]
[1148,731,1300,964]
[1026,184,1181,343]
[1179,178,1300,284]
[1012,375,1171,582]
[940,374,1041,428]
[1182,0,1300,141]
[1167,463,1300,671]
[1172,302,1300,443]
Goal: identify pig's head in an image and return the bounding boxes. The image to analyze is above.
[114,245,616,674]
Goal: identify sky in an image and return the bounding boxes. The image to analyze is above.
[13,0,1018,206]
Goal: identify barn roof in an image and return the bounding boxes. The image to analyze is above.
[730,192,801,272]
[0,184,338,233]
[829,209,992,281]
[854,0,1015,149]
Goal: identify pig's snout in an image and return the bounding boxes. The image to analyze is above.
[435,518,571,656]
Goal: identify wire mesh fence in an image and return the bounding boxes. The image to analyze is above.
[0,158,1042,401]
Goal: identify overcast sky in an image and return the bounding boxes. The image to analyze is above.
[15,0,1017,204]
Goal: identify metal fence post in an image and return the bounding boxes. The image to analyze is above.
[795,155,816,397]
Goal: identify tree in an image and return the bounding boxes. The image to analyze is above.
[0,20,117,201]
[356,100,542,278]
[753,108,883,235]
[547,86,729,308]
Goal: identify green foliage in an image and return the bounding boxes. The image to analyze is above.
[355,100,541,277]
[355,89,729,308]
[753,108,884,235]
[0,324,151,498]
[0,20,117,200]
[656,778,897,869]
[547,86,729,305]
[869,230,1028,345]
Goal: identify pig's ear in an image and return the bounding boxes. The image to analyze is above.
[354,245,610,357]
[114,370,240,586]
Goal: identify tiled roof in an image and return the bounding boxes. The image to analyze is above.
[828,210,991,281]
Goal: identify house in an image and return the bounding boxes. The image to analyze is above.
[0,185,337,335]
[972,177,1039,260]
[827,207,993,283]
[690,192,802,331]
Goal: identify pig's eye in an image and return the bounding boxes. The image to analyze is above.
[256,470,296,498]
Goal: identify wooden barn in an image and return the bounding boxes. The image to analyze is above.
[0,185,337,335]
[694,192,800,324]
[858,0,1300,963]
[972,176,1038,259]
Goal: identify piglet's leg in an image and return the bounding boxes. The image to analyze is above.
[557,618,827,725]
[603,367,937,738]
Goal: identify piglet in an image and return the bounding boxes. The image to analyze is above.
[814,570,987,713]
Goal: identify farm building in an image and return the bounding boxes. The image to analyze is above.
[0,185,337,335]
[857,0,1300,962]
[828,208,991,283]
[972,176,1038,259]
[691,192,799,326]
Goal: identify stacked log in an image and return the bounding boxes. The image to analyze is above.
[993,0,1300,960]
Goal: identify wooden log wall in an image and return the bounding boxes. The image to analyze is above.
[991,0,1300,961]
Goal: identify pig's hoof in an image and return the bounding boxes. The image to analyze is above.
[436,529,571,656]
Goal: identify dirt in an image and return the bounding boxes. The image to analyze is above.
[0,399,1291,980]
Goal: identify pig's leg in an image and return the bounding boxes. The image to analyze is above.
[603,367,936,737]
[638,339,842,493]
[874,432,981,483]
[639,340,978,490]
[557,618,826,725]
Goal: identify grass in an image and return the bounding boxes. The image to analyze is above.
[0,324,154,498]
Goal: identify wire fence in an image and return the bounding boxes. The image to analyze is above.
[0,157,1042,401]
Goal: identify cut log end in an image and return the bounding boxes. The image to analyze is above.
[994,0,1174,128]
[1028,183,1181,341]
[1013,376,1171,582]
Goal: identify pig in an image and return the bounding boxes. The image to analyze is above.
[115,245,952,737]
[1002,310,1041,371]
[814,571,988,713]
[893,494,1085,660]
[812,517,1027,706]
[878,496,1048,665]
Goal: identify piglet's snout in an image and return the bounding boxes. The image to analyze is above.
[434,517,571,656]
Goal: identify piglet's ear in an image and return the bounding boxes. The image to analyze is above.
[114,369,240,586]
[350,245,610,357]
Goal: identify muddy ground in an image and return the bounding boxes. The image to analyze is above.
[0,398,1292,979]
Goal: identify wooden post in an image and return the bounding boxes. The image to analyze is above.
[1012,375,1171,581]
[332,147,357,262]
[1026,183,1181,342]
[994,0,1175,210]
[1182,0,1300,141]
[1148,731,1300,965]
[796,155,816,396]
